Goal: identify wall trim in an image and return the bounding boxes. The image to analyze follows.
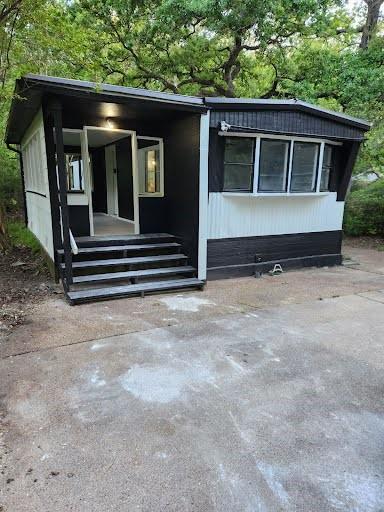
[208,253,342,280]
[198,111,210,280]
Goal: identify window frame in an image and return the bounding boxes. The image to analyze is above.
[137,136,164,198]
[219,132,341,196]
[222,136,255,192]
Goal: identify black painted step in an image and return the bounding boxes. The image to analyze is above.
[72,266,196,285]
[67,278,205,305]
[58,242,181,257]
[75,233,175,248]
[61,254,188,271]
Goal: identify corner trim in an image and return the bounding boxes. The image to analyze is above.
[198,111,210,280]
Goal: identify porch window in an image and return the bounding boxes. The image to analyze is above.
[138,139,164,197]
[320,144,334,191]
[223,137,255,191]
[290,142,319,193]
[65,153,83,192]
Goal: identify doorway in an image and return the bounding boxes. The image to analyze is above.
[80,126,140,236]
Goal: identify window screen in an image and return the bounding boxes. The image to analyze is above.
[290,142,319,192]
[258,139,290,192]
[223,137,255,191]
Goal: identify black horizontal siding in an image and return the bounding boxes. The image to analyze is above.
[210,110,363,140]
[207,231,342,268]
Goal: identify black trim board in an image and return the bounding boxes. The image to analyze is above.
[208,254,342,279]
[207,231,343,279]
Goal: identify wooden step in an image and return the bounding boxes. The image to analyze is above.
[75,233,175,248]
[72,265,196,285]
[66,278,205,305]
[61,254,188,271]
[58,242,181,257]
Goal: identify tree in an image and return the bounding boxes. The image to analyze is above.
[74,0,349,97]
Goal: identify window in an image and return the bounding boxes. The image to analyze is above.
[65,154,83,191]
[223,137,255,191]
[290,142,319,193]
[22,130,45,195]
[219,133,339,196]
[258,139,290,192]
[320,144,333,191]
[138,139,163,196]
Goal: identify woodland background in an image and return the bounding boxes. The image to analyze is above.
[0,0,383,238]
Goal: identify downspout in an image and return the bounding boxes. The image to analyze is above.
[6,142,28,227]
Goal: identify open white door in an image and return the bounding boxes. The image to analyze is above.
[83,126,140,235]
[80,129,94,236]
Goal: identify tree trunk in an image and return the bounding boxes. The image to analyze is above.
[360,0,383,49]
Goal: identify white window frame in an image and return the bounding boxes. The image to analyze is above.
[219,132,341,197]
[137,136,164,198]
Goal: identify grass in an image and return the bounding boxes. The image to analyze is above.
[7,220,42,254]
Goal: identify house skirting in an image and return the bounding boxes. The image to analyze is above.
[206,230,342,279]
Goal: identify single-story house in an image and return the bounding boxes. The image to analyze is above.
[5,74,370,304]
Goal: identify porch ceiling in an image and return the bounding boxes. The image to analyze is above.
[6,75,206,145]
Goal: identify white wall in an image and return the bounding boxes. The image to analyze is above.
[21,109,54,259]
[207,192,345,239]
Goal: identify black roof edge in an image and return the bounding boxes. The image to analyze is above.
[22,74,208,110]
[205,97,371,131]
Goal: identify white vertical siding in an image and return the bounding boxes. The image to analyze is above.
[21,108,54,259]
[208,192,345,239]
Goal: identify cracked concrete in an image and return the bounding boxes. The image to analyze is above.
[1,242,384,511]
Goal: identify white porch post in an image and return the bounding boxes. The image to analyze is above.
[198,111,210,281]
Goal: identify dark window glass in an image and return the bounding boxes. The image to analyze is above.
[290,142,319,192]
[223,137,255,191]
[258,139,290,192]
[320,144,333,191]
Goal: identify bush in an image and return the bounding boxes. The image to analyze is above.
[343,179,384,236]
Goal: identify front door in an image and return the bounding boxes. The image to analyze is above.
[105,144,118,216]
[81,126,140,235]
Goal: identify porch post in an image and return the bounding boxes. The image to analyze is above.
[198,111,210,281]
[50,98,73,288]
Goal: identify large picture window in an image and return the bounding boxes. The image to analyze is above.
[220,134,338,196]
[223,137,255,191]
[258,139,290,192]
[290,142,319,193]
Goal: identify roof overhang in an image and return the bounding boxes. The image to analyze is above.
[5,74,370,144]
[5,74,208,144]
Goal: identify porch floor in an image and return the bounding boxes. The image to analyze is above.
[93,213,135,236]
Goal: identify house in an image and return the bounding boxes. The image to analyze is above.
[5,74,370,304]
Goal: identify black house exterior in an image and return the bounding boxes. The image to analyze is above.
[5,75,370,304]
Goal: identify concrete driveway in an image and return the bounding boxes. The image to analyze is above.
[1,243,384,511]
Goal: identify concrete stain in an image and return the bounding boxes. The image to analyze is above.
[159,295,216,312]
[119,363,214,403]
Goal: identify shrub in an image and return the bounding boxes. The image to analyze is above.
[343,179,384,236]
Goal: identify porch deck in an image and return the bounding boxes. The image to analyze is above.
[94,213,134,236]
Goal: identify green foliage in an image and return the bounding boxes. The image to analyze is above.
[0,146,21,212]
[343,179,384,236]
[7,220,41,253]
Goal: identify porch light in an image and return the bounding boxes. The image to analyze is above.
[105,117,117,129]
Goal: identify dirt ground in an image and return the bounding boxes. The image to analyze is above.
[0,239,384,511]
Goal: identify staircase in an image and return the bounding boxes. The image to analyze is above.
[57,233,204,305]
